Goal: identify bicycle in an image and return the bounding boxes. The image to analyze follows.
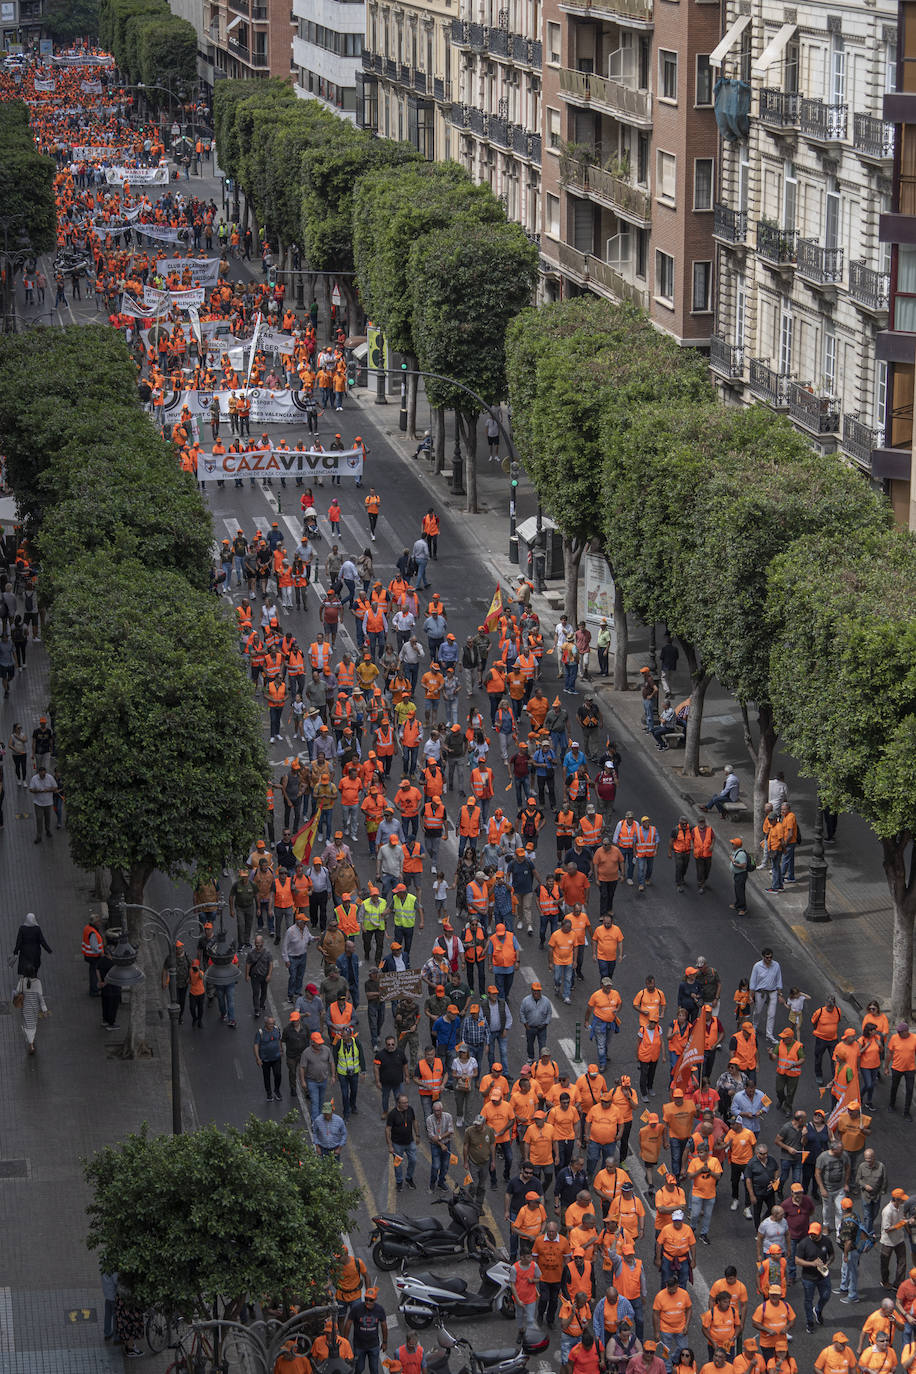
[165,1328,224,1374]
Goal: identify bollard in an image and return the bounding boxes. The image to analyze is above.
[574,1021,582,1062]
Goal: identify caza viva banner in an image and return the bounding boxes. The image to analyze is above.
[164,388,313,426]
[72,144,125,159]
[197,446,364,482]
[154,255,221,286]
[106,165,170,186]
[143,285,206,312]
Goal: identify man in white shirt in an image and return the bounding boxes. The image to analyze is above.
[700,765,741,818]
[553,616,572,677]
[749,947,783,1044]
[29,765,58,843]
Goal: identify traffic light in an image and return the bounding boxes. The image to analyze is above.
[267,265,277,287]
[347,359,357,387]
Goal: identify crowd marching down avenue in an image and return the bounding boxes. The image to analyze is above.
[6,41,916,1374]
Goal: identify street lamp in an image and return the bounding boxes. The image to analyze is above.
[116,901,230,1134]
[804,790,831,923]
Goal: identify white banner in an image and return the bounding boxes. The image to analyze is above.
[135,222,189,244]
[81,79,102,92]
[153,255,221,286]
[33,78,55,91]
[197,446,364,482]
[259,328,297,354]
[106,165,170,186]
[164,388,315,426]
[143,285,206,312]
[72,144,124,159]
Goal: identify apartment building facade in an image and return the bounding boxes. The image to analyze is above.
[197,0,295,87]
[293,0,363,117]
[709,0,897,477]
[876,0,916,526]
[357,0,455,158]
[538,0,720,342]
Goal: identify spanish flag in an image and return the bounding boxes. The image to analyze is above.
[292,808,321,863]
[482,584,504,632]
[671,1009,708,1096]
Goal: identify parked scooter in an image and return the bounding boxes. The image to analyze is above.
[395,1255,516,1329]
[370,1186,497,1271]
[426,1321,549,1374]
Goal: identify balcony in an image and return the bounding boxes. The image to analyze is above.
[468,21,486,49]
[529,133,541,162]
[713,202,747,246]
[559,0,653,25]
[559,67,652,127]
[756,221,797,268]
[433,77,453,101]
[251,4,267,16]
[841,414,882,470]
[709,336,744,381]
[227,0,249,14]
[400,63,410,84]
[489,114,510,147]
[561,160,651,225]
[797,238,843,287]
[853,112,894,163]
[788,382,840,435]
[542,237,649,309]
[748,358,791,408]
[489,26,509,56]
[451,17,469,45]
[759,88,799,131]
[450,102,469,129]
[413,70,426,93]
[385,57,396,78]
[849,259,890,315]
[799,98,847,143]
[468,106,487,136]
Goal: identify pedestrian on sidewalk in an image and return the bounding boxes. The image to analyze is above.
[12,911,52,976]
[13,965,49,1054]
[29,762,58,843]
[7,723,27,782]
[255,1014,283,1100]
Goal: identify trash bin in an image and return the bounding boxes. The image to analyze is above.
[509,534,519,564]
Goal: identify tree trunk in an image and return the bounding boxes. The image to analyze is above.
[433,406,446,474]
[739,700,778,842]
[457,410,478,514]
[884,834,916,1022]
[406,355,419,438]
[562,535,585,623]
[612,577,629,693]
[119,861,154,1061]
[681,646,711,779]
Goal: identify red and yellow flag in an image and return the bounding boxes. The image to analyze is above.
[827,1064,860,1132]
[671,1009,708,1096]
[482,584,504,633]
[292,808,321,863]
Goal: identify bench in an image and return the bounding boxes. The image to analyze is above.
[722,800,749,821]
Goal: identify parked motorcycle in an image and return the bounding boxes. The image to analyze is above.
[426,1321,549,1374]
[395,1256,516,1329]
[370,1187,497,1271]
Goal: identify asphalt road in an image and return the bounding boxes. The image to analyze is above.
[158,383,912,1370]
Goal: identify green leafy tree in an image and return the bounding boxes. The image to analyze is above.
[51,555,266,1054]
[137,15,197,89]
[0,103,56,255]
[408,221,537,513]
[44,0,99,42]
[691,411,888,834]
[768,529,916,1018]
[86,1117,359,1314]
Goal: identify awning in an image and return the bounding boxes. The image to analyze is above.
[225,14,243,32]
[709,14,750,70]
[752,22,796,78]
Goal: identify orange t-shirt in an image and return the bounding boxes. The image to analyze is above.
[533,1232,571,1283]
[549,928,576,966]
[525,1122,556,1165]
[657,1221,695,1258]
[888,1033,916,1072]
[653,1286,692,1333]
[687,1155,723,1199]
[814,1348,858,1374]
[593,923,624,960]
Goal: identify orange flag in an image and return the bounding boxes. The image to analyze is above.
[671,1009,707,1095]
[827,1064,860,1132]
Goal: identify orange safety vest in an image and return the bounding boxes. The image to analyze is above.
[776,1041,803,1076]
[403,842,423,874]
[401,719,421,747]
[692,825,714,858]
[423,800,446,832]
[310,641,331,670]
[335,902,360,936]
[459,804,481,836]
[489,931,517,967]
[635,824,658,856]
[275,877,293,909]
[671,824,692,854]
[467,881,489,914]
[616,820,638,850]
[81,924,102,958]
[579,813,603,844]
[417,1057,444,1097]
[463,924,487,962]
[539,883,561,915]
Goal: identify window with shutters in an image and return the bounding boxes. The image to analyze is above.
[655,250,675,304]
[691,261,711,312]
[656,149,676,206]
[693,158,713,211]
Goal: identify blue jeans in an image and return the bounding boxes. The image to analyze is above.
[103,1298,117,1340]
[394,1139,417,1184]
[705,789,730,817]
[860,1066,878,1108]
[564,663,578,692]
[689,1194,714,1238]
[539,910,557,945]
[429,1141,449,1188]
[802,1274,831,1326]
[769,854,784,890]
[525,1024,548,1058]
[488,1034,509,1068]
[591,1018,614,1069]
[355,1350,381,1374]
[287,954,308,1000]
[781,843,796,881]
[862,1197,879,1236]
[495,970,514,1000]
[215,983,236,1023]
[629,1298,644,1342]
[642,699,655,730]
[414,559,429,589]
[779,1156,803,1188]
[553,964,574,1000]
[787,1235,799,1282]
[305,1078,328,1119]
[660,1257,690,1287]
[597,959,617,980]
[670,1137,687,1177]
[840,1248,860,1300]
[587,1138,617,1174]
[402,747,418,774]
[621,849,635,881]
[636,855,654,887]
[318,809,333,841]
[662,1330,688,1372]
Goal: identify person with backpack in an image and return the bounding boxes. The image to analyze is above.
[837,1195,874,1304]
[729,836,754,916]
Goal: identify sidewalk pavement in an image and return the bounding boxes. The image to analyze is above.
[350,376,899,1017]
[0,638,172,1372]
